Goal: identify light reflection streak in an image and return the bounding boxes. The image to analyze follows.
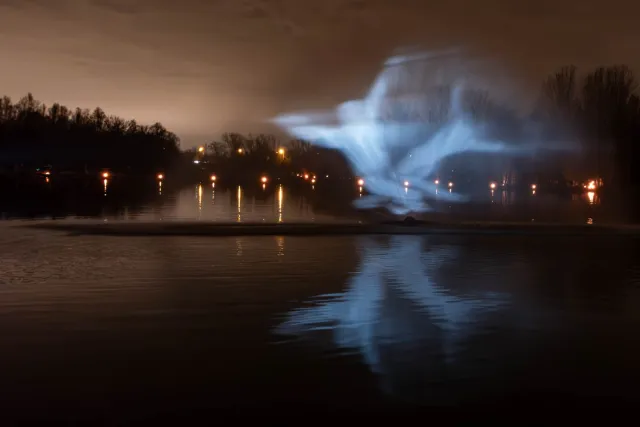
[274,50,575,215]
[237,186,242,222]
[278,185,284,223]
[197,184,202,218]
[276,236,284,256]
[274,236,509,397]
[103,178,108,196]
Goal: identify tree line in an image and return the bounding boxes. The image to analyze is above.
[539,65,640,199]
[0,93,180,173]
[2,64,639,201]
[184,133,351,181]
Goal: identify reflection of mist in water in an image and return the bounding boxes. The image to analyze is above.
[274,236,510,402]
[275,50,575,214]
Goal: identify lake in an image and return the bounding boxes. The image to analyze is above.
[0,178,610,224]
[0,181,637,422]
[1,220,639,422]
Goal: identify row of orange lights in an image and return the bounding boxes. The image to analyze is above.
[353,179,537,191]
[198,146,285,156]
[100,171,164,181]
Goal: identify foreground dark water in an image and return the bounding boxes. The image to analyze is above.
[1,223,639,422]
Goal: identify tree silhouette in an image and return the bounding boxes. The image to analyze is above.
[0,93,180,174]
[542,65,640,216]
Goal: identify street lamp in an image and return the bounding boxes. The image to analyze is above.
[157,173,164,180]
[198,146,204,153]
[237,148,244,154]
[278,147,285,156]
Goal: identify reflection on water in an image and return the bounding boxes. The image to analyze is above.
[278,185,283,223]
[197,184,203,219]
[144,184,325,223]
[0,229,639,419]
[237,185,242,222]
[274,234,640,404]
[275,236,509,400]
[0,175,609,223]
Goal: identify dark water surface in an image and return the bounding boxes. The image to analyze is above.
[1,223,639,422]
[0,178,611,224]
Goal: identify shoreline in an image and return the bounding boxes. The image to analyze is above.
[17,219,640,237]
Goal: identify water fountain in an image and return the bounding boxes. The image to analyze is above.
[274,49,572,217]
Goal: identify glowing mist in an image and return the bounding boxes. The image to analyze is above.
[274,50,574,215]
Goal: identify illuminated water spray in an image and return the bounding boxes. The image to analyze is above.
[274,50,568,214]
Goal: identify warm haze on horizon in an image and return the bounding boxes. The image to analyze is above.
[1,0,639,147]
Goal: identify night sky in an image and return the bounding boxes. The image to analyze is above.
[1,0,638,147]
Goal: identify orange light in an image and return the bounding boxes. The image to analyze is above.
[210,174,216,181]
[303,174,309,180]
[531,184,537,190]
[448,181,454,188]
[44,171,51,176]
[261,176,268,183]
[102,171,110,179]
[278,148,285,155]
[357,178,365,186]
[311,178,316,184]
[198,146,204,153]
[157,173,164,180]
[587,180,596,190]
[489,182,496,189]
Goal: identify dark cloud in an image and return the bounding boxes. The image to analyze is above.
[1,0,639,147]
